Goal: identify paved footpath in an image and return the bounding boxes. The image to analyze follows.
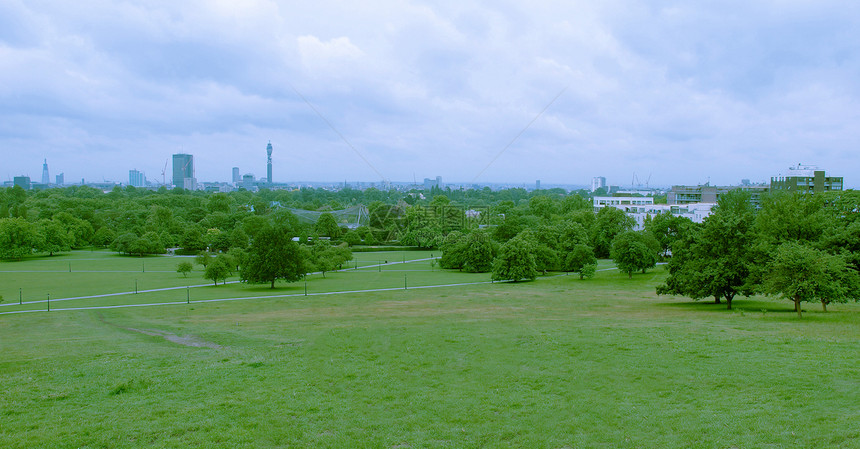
[0,259,621,315]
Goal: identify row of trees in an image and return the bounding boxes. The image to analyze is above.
[186,223,354,288]
[0,184,632,259]
[656,190,860,317]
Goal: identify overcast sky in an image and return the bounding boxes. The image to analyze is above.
[2,1,858,188]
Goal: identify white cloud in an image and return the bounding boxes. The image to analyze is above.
[1,0,859,187]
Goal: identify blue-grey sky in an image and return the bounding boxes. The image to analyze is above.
[2,1,858,187]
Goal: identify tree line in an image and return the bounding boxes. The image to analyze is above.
[656,190,860,317]
[2,184,859,313]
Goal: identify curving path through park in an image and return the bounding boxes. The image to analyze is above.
[0,259,621,315]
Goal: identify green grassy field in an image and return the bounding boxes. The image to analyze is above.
[1,251,858,448]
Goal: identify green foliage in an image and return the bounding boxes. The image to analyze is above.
[492,211,539,243]
[756,191,827,245]
[195,251,212,267]
[591,207,635,258]
[439,231,466,270]
[818,221,860,271]
[204,255,232,286]
[309,240,353,277]
[610,231,658,279]
[528,195,557,220]
[761,242,860,317]
[579,262,597,280]
[657,190,756,309]
[644,213,694,259]
[0,217,40,260]
[314,212,342,238]
[460,231,497,273]
[565,244,597,279]
[492,232,538,282]
[440,230,496,273]
[181,226,207,252]
[341,229,362,247]
[110,231,163,257]
[176,261,193,277]
[560,194,591,214]
[359,227,377,245]
[93,227,116,247]
[37,219,72,256]
[241,224,308,288]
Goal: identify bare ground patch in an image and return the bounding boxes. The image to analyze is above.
[96,312,223,348]
[125,327,223,349]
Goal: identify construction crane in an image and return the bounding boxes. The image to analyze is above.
[161,159,168,186]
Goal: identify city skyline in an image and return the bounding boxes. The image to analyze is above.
[2,2,859,187]
[4,155,850,190]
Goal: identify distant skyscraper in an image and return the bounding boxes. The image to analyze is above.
[41,159,50,185]
[14,176,31,190]
[129,169,146,187]
[536,180,541,190]
[592,176,607,192]
[55,173,64,186]
[242,173,255,190]
[172,153,194,189]
[436,176,442,187]
[266,141,273,184]
[232,167,240,183]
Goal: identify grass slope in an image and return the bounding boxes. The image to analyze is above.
[1,251,858,448]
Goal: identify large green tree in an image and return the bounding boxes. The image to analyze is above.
[761,242,860,317]
[309,240,353,278]
[439,231,467,270]
[565,244,598,279]
[315,212,342,238]
[657,190,756,309]
[38,219,73,256]
[610,231,659,279]
[644,213,693,259]
[591,207,635,258]
[204,255,232,286]
[241,224,307,288]
[0,217,40,260]
[492,232,538,282]
[448,230,496,273]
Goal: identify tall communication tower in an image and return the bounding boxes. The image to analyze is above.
[41,159,50,185]
[266,141,273,184]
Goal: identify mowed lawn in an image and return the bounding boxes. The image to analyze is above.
[1,252,858,448]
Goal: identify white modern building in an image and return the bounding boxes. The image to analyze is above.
[593,196,715,230]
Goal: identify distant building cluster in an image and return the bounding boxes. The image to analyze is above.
[128,169,146,187]
[593,195,715,230]
[5,155,846,205]
[424,176,442,191]
[592,164,844,230]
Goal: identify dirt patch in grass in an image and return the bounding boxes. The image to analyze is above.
[125,327,223,349]
[96,312,223,348]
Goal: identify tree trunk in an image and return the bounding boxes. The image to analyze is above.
[795,296,802,318]
[628,272,632,279]
[271,279,275,289]
[714,296,721,304]
[821,299,827,312]
[726,296,733,310]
